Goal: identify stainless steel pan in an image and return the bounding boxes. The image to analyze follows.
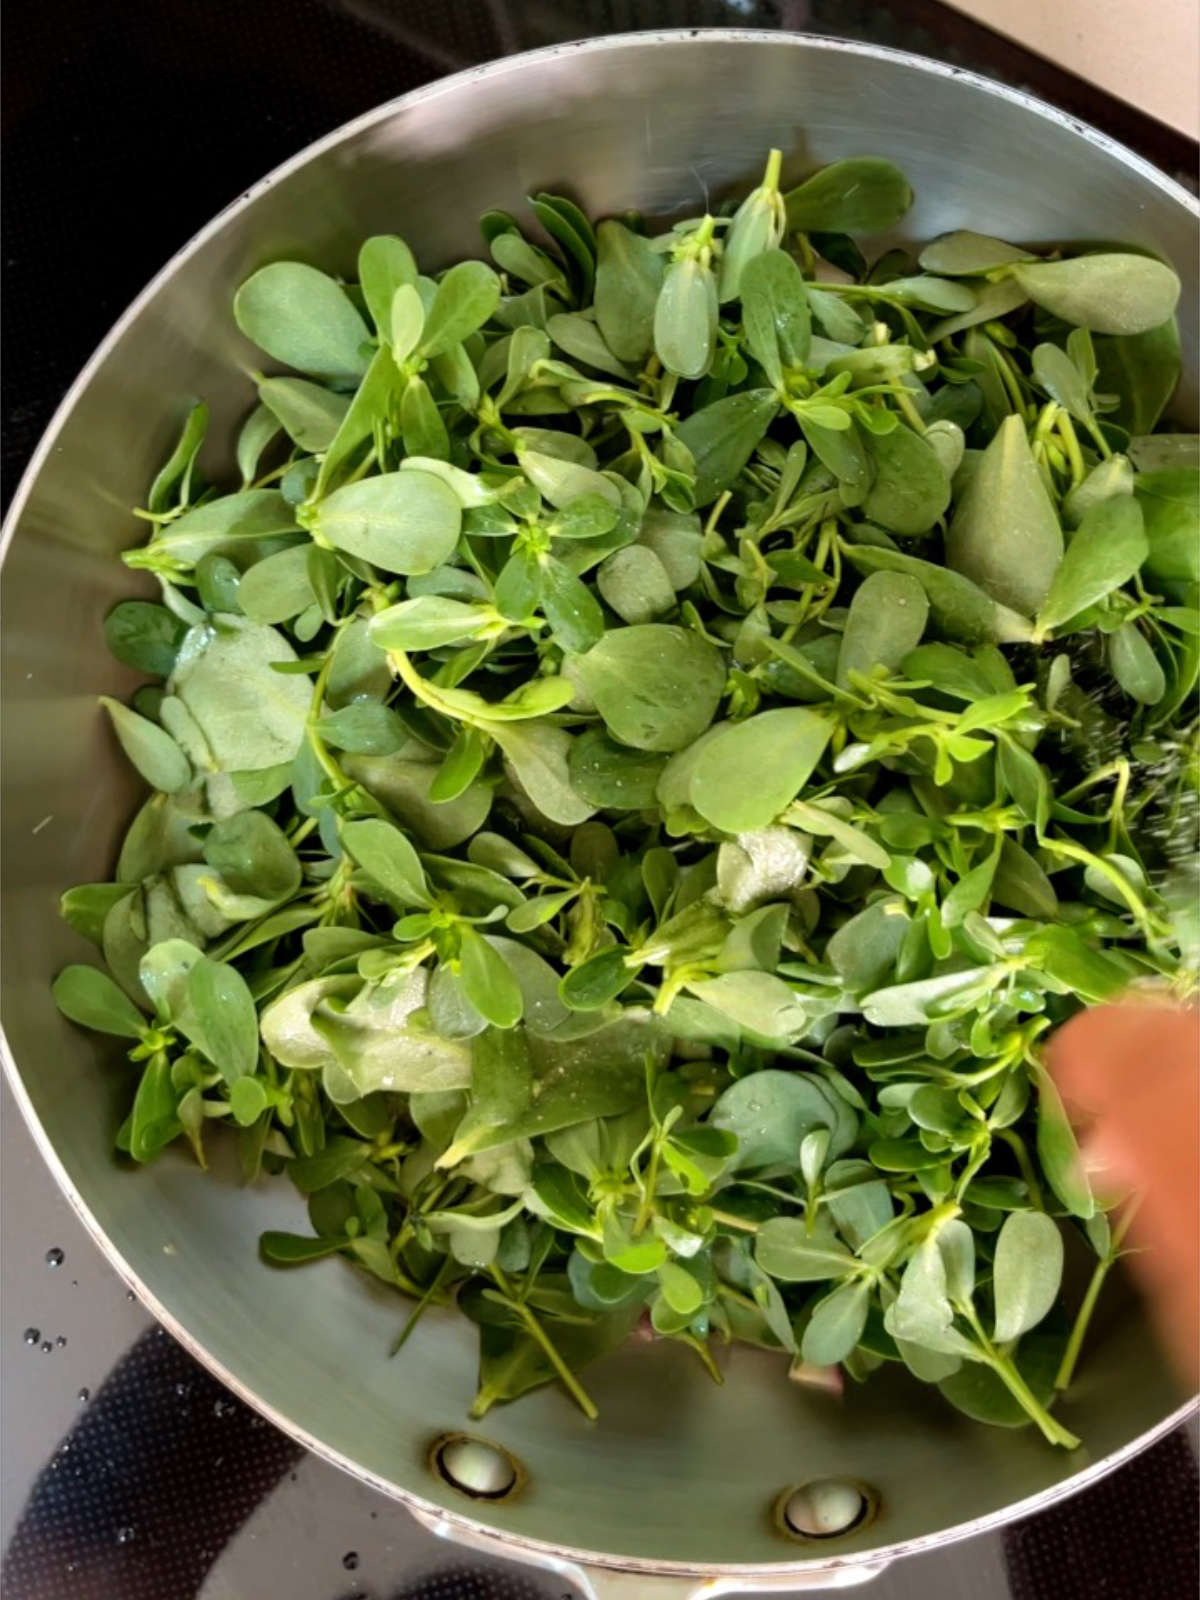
[2,31,1196,1599]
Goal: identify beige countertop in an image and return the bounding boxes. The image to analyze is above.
[944,0,1199,139]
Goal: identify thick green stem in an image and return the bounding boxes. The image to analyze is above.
[633,1137,662,1236]
[995,1128,1046,1211]
[889,379,927,434]
[1055,1197,1143,1391]
[963,1307,1080,1449]
[708,1208,760,1234]
[989,1349,1080,1449]
[489,1268,598,1421]
[390,1256,453,1356]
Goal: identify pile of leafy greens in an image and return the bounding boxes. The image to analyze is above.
[53,151,1197,1445]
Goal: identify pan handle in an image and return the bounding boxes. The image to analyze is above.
[406,1503,889,1596]
[576,1565,888,1598]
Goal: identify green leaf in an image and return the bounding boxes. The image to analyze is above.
[654,256,717,380]
[928,277,1030,342]
[53,965,145,1037]
[441,1018,660,1165]
[529,192,597,298]
[1063,454,1135,529]
[844,543,1033,645]
[289,1136,370,1194]
[784,158,912,235]
[861,966,995,1027]
[558,948,631,1011]
[993,838,1058,920]
[827,900,909,994]
[711,1069,854,1171]
[368,595,493,651]
[431,725,486,802]
[60,883,135,947]
[946,415,1063,617]
[346,753,492,849]
[1012,253,1180,336]
[540,556,605,653]
[104,602,187,678]
[1031,343,1092,426]
[314,470,462,575]
[918,231,1034,275]
[100,697,190,793]
[938,1333,1062,1427]
[800,415,869,489]
[1036,496,1147,634]
[546,312,632,379]
[169,617,311,772]
[342,817,431,907]
[996,741,1050,829]
[1136,469,1199,586]
[595,546,675,626]
[676,389,779,507]
[683,708,831,832]
[1107,622,1165,704]
[237,545,317,625]
[314,701,409,756]
[516,449,621,510]
[719,153,786,302]
[234,262,371,385]
[136,490,300,569]
[594,220,664,362]
[492,549,542,622]
[801,1279,871,1365]
[755,1217,857,1282]
[685,970,810,1039]
[203,810,301,902]
[419,260,501,357]
[264,971,471,1095]
[236,403,281,488]
[880,276,976,313]
[1033,1061,1094,1219]
[739,249,811,387]
[316,346,403,498]
[567,729,666,811]
[147,400,209,514]
[572,625,726,753]
[228,1075,268,1126]
[992,1211,1064,1343]
[1094,319,1181,434]
[400,374,449,460]
[837,571,928,689]
[357,234,417,335]
[457,929,524,1029]
[128,1055,181,1163]
[185,956,260,1084]
[258,376,350,451]
[488,721,595,827]
[260,1231,351,1265]
[651,1261,701,1317]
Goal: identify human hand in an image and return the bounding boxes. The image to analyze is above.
[1049,1002,1199,1388]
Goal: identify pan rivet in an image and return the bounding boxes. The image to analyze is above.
[780,1479,873,1539]
[433,1434,519,1499]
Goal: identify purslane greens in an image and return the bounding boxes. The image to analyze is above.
[55,150,1197,1445]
